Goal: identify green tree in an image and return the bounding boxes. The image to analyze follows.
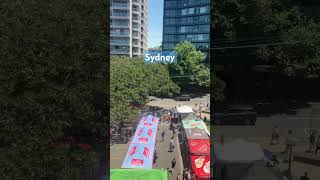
[168,41,210,88]
[0,1,107,179]
[110,56,179,124]
[214,0,320,78]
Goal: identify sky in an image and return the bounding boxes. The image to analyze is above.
[148,0,163,48]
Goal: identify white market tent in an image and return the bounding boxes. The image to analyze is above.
[176,105,194,114]
[214,139,265,163]
[214,139,283,180]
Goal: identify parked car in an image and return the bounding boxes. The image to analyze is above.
[254,101,273,116]
[213,105,257,125]
[175,94,191,101]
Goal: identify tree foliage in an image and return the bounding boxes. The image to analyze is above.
[168,41,210,87]
[214,0,320,78]
[0,0,107,179]
[110,56,180,124]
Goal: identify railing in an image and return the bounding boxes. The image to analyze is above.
[111,2,128,8]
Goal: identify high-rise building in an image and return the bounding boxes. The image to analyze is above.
[110,0,148,57]
[162,0,210,60]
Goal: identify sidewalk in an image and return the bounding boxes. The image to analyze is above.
[155,122,183,180]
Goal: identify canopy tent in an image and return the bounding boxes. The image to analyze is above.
[137,115,159,129]
[122,115,159,169]
[176,105,194,114]
[185,128,209,140]
[131,127,157,145]
[182,114,210,136]
[214,139,264,164]
[182,119,207,130]
[190,155,211,180]
[188,139,210,155]
[182,113,198,121]
[111,169,168,180]
[121,143,155,169]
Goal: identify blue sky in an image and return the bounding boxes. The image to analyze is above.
[148,0,163,48]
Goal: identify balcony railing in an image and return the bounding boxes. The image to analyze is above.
[111,3,128,8]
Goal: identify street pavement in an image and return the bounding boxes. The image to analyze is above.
[213,103,320,180]
[154,121,183,180]
[147,95,210,109]
[110,121,183,180]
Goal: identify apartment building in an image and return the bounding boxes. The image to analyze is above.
[162,0,210,60]
[110,0,148,57]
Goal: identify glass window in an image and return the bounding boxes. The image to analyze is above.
[180,26,186,33]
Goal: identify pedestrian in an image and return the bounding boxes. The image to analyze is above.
[300,172,310,180]
[308,131,316,153]
[161,130,165,142]
[315,135,320,156]
[183,169,186,180]
[177,173,182,180]
[171,158,176,169]
[283,129,294,162]
[186,170,191,180]
[271,125,280,145]
[167,168,172,175]
[169,139,174,152]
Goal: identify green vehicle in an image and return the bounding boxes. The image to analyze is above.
[110,169,168,180]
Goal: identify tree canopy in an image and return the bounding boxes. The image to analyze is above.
[214,0,320,78]
[110,56,180,124]
[168,41,210,88]
[0,0,107,179]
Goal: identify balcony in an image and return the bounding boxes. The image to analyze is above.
[111,3,129,10]
[110,23,130,28]
[111,49,130,55]
[110,32,130,37]
[132,0,140,6]
[110,40,129,46]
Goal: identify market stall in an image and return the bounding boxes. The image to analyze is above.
[190,155,211,180]
[121,115,159,169]
[111,169,168,180]
[181,114,211,180]
[214,139,282,180]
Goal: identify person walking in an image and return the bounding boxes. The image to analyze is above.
[186,170,191,180]
[171,158,176,169]
[308,131,316,153]
[271,125,280,145]
[169,138,174,152]
[300,172,310,180]
[283,129,294,162]
[183,169,186,180]
[161,130,165,142]
[315,135,320,156]
[177,173,182,180]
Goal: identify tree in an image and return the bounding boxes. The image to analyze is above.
[214,0,320,78]
[168,41,210,88]
[110,56,180,124]
[0,1,107,179]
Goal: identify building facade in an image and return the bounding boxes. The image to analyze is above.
[110,0,148,57]
[162,0,210,59]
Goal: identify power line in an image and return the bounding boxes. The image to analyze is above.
[211,41,297,50]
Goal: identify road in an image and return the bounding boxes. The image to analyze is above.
[154,121,183,180]
[147,95,210,109]
[212,102,320,180]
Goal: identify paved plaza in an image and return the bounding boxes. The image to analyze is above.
[110,121,183,180]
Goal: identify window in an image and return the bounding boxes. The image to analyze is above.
[200,6,208,13]
[180,26,186,33]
